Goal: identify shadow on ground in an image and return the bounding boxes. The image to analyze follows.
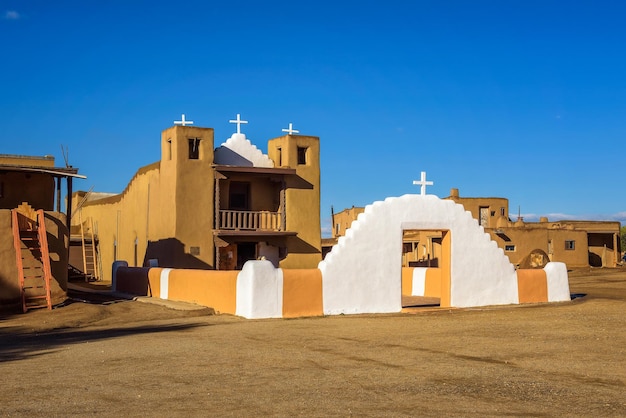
[0,322,206,363]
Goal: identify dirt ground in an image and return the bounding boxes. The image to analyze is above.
[1,267,626,417]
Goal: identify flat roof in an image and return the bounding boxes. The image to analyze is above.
[0,164,86,179]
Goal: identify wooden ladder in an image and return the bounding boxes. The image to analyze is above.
[11,206,53,313]
[80,214,100,282]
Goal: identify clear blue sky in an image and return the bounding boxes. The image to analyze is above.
[2,1,624,235]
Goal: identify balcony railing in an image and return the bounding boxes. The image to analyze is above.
[218,210,283,231]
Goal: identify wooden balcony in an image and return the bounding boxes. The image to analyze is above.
[218,210,284,231]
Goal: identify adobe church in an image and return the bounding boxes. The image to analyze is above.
[72,115,322,282]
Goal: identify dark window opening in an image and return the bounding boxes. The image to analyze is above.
[565,240,575,250]
[188,138,200,159]
[505,245,516,251]
[297,147,307,165]
[229,182,250,210]
[277,148,282,166]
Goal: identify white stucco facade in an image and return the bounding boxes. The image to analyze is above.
[319,194,523,314]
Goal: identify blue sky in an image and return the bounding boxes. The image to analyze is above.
[2,1,624,235]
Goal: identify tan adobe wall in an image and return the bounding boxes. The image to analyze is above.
[76,126,217,281]
[268,135,322,268]
[78,164,164,281]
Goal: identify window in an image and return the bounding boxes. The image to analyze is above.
[167,139,172,160]
[500,207,505,216]
[335,223,340,235]
[505,245,516,252]
[297,147,307,165]
[277,148,282,166]
[229,182,250,210]
[565,240,575,250]
[188,138,200,159]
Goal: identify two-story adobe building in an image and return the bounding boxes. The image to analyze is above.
[72,117,322,281]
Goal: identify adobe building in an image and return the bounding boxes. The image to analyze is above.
[72,116,322,282]
[0,153,84,310]
[326,187,621,269]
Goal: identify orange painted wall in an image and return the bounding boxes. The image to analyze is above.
[167,269,238,314]
[424,268,442,297]
[282,269,323,318]
[401,267,414,295]
[147,268,163,298]
[439,231,451,307]
[517,269,548,303]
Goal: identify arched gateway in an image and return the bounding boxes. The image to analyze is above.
[319,194,570,315]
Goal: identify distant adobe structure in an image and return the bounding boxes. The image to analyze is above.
[325,187,621,269]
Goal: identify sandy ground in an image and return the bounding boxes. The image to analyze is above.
[1,267,625,417]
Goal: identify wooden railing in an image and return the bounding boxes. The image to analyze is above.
[219,210,283,231]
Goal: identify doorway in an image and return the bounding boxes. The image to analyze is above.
[236,242,257,270]
[401,229,451,308]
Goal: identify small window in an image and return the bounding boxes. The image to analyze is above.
[500,207,505,216]
[335,223,340,235]
[297,147,307,165]
[277,148,282,166]
[565,240,575,250]
[490,211,495,217]
[167,139,172,160]
[505,245,516,252]
[188,138,200,159]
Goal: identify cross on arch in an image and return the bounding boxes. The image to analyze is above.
[282,123,299,135]
[174,114,193,126]
[229,113,248,134]
[413,171,434,195]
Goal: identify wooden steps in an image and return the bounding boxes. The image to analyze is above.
[11,205,53,313]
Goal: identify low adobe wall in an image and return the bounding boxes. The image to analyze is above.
[115,260,570,319]
[403,263,570,304]
[114,260,323,318]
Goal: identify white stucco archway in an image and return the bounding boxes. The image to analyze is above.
[319,194,522,315]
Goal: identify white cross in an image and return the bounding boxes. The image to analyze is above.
[229,113,248,134]
[282,123,299,135]
[412,171,434,195]
[174,114,194,126]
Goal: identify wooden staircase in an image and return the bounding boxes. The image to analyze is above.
[11,205,53,313]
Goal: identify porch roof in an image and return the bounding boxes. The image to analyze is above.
[212,165,296,178]
[0,164,86,179]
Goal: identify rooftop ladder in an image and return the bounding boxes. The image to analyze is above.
[79,214,100,282]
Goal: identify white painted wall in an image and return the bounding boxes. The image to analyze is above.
[235,260,283,318]
[320,194,522,314]
[411,268,428,296]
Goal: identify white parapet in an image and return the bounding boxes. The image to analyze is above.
[544,262,571,302]
[236,260,284,319]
